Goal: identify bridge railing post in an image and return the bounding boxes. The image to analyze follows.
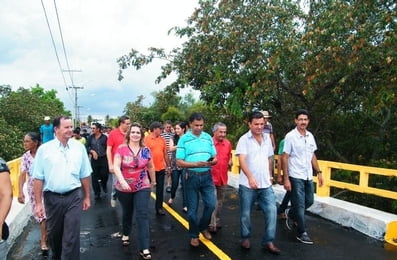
[315,160,330,197]
[7,158,22,197]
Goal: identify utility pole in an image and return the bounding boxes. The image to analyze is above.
[70,86,84,128]
[63,69,82,128]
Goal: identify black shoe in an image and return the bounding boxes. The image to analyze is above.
[41,248,49,257]
[296,232,314,244]
[156,209,165,216]
[95,194,101,200]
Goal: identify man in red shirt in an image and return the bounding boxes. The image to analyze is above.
[209,122,232,233]
[106,115,131,207]
[144,121,171,216]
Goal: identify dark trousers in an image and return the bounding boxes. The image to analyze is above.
[44,188,82,260]
[91,156,109,195]
[116,189,151,250]
[155,170,165,211]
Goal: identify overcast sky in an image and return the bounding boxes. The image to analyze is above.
[0,0,199,121]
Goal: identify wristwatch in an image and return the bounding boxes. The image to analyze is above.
[316,170,322,174]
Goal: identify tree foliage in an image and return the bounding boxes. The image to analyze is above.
[117,0,397,166]
[0,84,70,161]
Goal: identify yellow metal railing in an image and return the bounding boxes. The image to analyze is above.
[231,151,397,201]
[315,160,397,198]
[7,157,22,198]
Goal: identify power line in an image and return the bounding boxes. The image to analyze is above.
[40,0,69,92]
[53,0,75,87]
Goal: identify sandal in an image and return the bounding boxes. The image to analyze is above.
[140,249,152,259]
[121,235,130,246]
[41,246,49,257]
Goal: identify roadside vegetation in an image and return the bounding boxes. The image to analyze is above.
[1,1,396,212]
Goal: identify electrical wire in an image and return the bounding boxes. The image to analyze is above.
[53,0,75,87]
[40,0,69,92]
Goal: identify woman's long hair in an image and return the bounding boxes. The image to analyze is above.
[174,121,188,145]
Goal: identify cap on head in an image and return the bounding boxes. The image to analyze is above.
[44,116,50,121]
[260,111,272,118]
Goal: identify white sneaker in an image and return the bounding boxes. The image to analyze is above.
[110,199,117,208]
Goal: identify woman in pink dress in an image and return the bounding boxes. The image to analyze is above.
[17,132,48,256]
[113,122,156,260]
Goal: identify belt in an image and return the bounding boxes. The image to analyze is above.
[186,169,211,175]
[45,187,80,196]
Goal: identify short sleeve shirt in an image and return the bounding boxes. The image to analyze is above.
[32,138,92,193]
[176,131,216,172]
[235,131,274,188]
[211,137,232,186]
[144,135,167,171]
[20,151,34,175]
[114,145,152,192]
[283,128,317,180]
[107,128,126,160]
[40,124,54,143]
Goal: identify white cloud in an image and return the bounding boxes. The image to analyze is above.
[0,0,199,119]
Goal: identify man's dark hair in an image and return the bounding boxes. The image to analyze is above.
[118,115,130,126]
[53,116,71,128]
[248,111,264,123]
[295,109,310,119]
[149,121,163,132]
[93,122,102,130]
[188,112,205,123]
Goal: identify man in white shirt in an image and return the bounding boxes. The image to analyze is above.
[235,111,280,254]
[282,109,324,245]
[33,116,92,259]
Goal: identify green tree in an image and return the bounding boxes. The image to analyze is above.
[161,106,184,123]
[87,115,93,125]
[117,0,397,166]
[0,84,70,160]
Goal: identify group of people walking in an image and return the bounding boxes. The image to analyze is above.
[5,108,324,259]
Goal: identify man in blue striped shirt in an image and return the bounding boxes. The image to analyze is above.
[176,112,217,248]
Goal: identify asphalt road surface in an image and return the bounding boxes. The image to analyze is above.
[9,185,397,260]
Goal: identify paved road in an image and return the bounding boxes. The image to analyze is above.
[9,185,397,260]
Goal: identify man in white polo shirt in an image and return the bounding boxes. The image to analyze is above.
[282,109,324,245]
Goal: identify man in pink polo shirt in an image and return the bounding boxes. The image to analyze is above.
[209,122,232,233]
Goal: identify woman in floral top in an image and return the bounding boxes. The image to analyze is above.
[17,132,48,256]
[113,122,156,260]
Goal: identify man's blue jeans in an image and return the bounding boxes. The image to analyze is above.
[239,185,277,244]
[185,171,216,238]
[289,177,314,235]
